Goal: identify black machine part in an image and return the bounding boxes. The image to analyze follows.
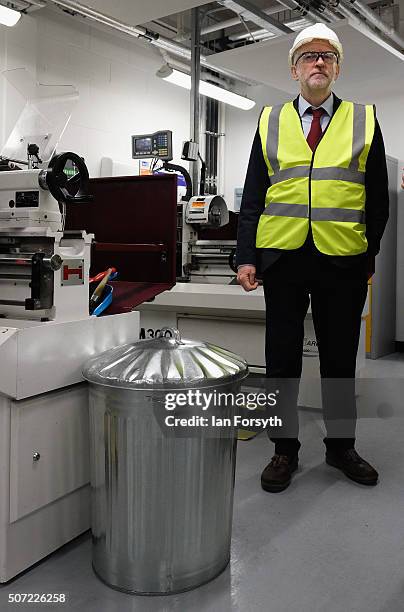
[161,162,192,202]
[181,141,206,196]
[229,248,237,274]
[25,253,63,310]
[0,252,61,311]
[208,203,222,227]
[39,152,92,204]
[181,140,198,162]
[27,143,42,167]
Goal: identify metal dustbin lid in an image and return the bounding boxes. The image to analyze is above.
[82,327,248,390]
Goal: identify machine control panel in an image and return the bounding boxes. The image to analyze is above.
[131,130,173,161]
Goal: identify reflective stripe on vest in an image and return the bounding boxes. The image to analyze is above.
[262,202,366,224]
[256,100,375,256]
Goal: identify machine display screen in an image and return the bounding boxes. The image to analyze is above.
[132,131,172,161]
[134,137,153,155]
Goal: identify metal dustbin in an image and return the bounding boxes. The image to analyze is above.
[82,328,248,595]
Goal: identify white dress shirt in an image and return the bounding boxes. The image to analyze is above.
[298,93,333,137]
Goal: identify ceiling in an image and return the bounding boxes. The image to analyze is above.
[18,0,402,94]
[79,0,212,27]
[207,19,404,99]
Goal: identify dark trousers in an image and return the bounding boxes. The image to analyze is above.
[263,252,368,457]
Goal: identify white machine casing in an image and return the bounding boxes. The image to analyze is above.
[185,194,229,227]
[0,227,92,322]
[0,171,139,582]
[0,169,61,231]
[0,73,140,580]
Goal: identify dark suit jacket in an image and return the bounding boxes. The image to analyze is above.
[236,93,389,273]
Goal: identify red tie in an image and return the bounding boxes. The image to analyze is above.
[306,107,325,151]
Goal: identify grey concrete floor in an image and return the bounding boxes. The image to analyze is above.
[1,354,404,612]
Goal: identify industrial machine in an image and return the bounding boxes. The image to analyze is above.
[0,150,93,322]
[0,71,176,582]
[131,130,237,284]
[184,203,238,284]
[180,140,237,284]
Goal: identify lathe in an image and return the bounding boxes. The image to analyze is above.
[0,73,176,582]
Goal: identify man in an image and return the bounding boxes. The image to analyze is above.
[236,23,389,492]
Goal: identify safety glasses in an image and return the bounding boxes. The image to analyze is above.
[294,51,339,65]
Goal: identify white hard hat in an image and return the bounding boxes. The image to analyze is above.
[288,23,343,67]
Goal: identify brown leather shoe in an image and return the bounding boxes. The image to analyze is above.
[261,454,298,493]
[326,448,378,485]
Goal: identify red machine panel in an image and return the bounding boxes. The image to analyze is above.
[65,174,177,314]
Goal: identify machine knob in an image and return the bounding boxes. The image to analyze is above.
[33,452,41,462]
[39,152,93,205]
[48,254,63,271]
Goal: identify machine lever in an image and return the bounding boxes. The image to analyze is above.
[24,253,55,311]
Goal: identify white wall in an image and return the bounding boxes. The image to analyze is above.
[0,8,190,178]
[223,84,290,210]
[371,93,404,161]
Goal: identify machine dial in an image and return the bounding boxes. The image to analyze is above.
[39,152,92,204]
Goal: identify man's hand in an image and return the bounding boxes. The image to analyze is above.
[237,264,258,291]
[401,169,404,190]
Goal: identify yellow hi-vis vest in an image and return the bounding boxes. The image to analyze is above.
[256,100,375,255]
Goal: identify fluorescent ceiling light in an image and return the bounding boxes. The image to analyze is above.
[0,4,21,27]
[156,65,255,111]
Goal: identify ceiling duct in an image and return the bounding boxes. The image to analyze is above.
[218,0,294,35]
[275,0,332,24]
[331,0,404,50]
[229,17,312,41]
[47,0,403,83]
[278,0,404,52]
[47,0,259,83]
[176,1,323,42]
[196,4,293,38]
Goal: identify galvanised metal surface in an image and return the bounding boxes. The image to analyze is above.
[83,328,247,390]
[84,329,248,594]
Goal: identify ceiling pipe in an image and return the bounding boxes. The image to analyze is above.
[279,0,404,53]
[199,0,340,38]
[337,0,404,51]
[48,0,193,57]
[320,0,404,53]
[217,0,294,35]
[230,29,275,42]
[190,6,200,193]
[195,4,291,39]
[275,0,331,24]
[229,17,312,41]
[47,0,259,84]
[47,0,403,83]
[222,0,403,57]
